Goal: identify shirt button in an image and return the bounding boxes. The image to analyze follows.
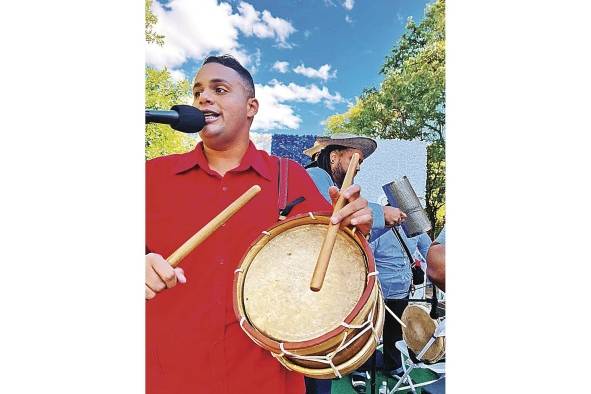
[222,186,228,192]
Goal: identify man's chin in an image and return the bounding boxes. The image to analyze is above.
[200,125,223,138]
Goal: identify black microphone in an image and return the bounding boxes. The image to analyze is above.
[145,105,206,133]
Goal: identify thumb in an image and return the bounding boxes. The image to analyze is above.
[174,267,187,284]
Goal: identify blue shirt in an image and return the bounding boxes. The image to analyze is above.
[413,232,432,260]
[370,229,413,299]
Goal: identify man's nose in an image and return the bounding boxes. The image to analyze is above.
[198,90,214,105]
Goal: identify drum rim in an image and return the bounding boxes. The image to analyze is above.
[233,212,376,352]
[276,290,385,379]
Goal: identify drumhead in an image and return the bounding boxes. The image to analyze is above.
[242,221,367,342]
[401,303,445,363]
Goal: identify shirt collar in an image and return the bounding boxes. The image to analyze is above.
[173,141,273,181]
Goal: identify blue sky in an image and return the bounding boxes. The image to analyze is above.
[147,0,433,135]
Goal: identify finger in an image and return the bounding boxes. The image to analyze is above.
[349,210,373,237]
[145,285,156,300]
[339,207,371,228]
[328,186,340,206]
[174,267,187,284]
[350,212,373,227]
[146,272,166,293]
[146,262,167,293]
[331,197,367,224]
[152,257,178,289]
[341,184,361,201]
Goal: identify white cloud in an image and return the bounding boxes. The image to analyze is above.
[345,15,353,24]
[323,0,337,7]
[146,0,295,71]
[293,63,336,81]
[260,9,296,48]
[343,0,355,11]
[252,80,344,131]
[231,2,296,48]
[169,68,186,82]
[272,61,290,73]
[250,48,262,74]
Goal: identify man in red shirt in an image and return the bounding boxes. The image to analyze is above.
[145,55,373,394]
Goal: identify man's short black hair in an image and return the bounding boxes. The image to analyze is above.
[203,54,255,98]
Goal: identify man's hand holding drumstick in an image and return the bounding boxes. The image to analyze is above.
[145,254,186,300]
[327,184,373,236]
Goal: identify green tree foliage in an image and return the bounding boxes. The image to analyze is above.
[426,142,445,234]
[145,0,164,45]
[324,0,446,235]
[145,0,196,160]
[145,68,196,159]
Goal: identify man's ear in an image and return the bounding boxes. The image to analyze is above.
[330,150,339,162]
[246,97,259,118]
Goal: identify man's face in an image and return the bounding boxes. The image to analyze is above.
[330,148,364,187]
[192,63,258,147]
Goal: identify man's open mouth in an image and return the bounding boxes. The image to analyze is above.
[202,110,220,123]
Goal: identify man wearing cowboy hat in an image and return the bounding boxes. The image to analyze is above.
[304,133,407,230]
[303,133,421,393]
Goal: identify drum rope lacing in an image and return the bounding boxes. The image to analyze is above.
[384,303,407,328]
[268,306,379,379]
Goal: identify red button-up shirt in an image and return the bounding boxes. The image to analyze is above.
[146,141,331,394]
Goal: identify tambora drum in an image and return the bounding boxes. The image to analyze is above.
[401,303,445,363]
[233,213,384,379]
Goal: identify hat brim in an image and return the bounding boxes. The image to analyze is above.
[303,135,377,160]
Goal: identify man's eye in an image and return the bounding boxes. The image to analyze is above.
[215,87,227,94]
[193,91,201,97]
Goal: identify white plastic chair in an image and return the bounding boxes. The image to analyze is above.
[389,319,446,393]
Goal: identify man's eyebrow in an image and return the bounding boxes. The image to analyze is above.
[193,78,231,89]
[209,78,231,85]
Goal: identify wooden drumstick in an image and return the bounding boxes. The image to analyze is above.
[310,153,360,292]
[166,185,261,267]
